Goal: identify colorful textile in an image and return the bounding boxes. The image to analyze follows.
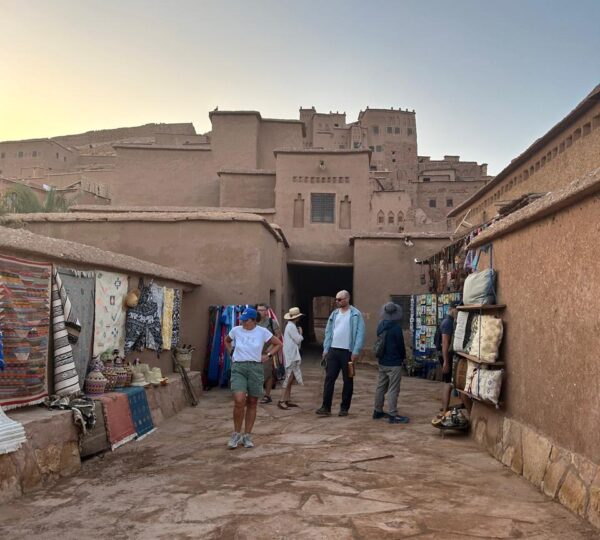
[124,285,162,355]
[58,268,95,388]
[44,394,96,436]
[0,406,27,454]
[161,288,175,350]
[0,328,4,371]
[172,289,181,348]
[0,255,51,409]
[147,284,164,351]
[116,386,155,438]
[51,268,81,396]
[99,392,136,450]
[93,271,127,356]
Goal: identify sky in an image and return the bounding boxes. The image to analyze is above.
[0,0,598,175]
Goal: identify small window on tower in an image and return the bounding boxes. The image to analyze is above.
[429,199,437,208]
[311,193,335,223]
[423,177,430,182]
[373,126,379,135]
[387,127,393,134]
[446,198,453,207]
[394,127,400,134]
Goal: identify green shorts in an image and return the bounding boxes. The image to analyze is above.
[230,361,264,397]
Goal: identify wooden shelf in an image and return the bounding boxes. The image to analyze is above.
[457,304,506,312]
[455,351,504,366]
[456,388,503,408]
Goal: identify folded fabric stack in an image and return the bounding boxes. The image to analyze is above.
[0,406,27,455]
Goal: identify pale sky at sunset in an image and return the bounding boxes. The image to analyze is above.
[1,0,598,174]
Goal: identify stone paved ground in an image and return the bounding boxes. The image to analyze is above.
[0,355,597,539]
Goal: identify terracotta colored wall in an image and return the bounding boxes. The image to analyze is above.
[211,114,260,170]
[473,194,600,463]
[353,237,450,349]
[257,121,303,170]
[219,172,275,208]
[275,152,372,263]
[113,147,218,206]
[416,180,486,221]
[0,140,77,178]
[454,102,600,228]
[20,218,286,371]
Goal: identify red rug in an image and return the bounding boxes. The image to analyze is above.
[99,392,136,450]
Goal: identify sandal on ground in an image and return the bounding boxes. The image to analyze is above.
[260,396,272,404]
[285,401,299,408]
[277,401,289,410]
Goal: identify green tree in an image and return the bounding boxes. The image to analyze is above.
[1,184,70,213]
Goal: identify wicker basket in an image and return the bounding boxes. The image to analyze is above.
[175,348,193,370]
[455,357,467,390]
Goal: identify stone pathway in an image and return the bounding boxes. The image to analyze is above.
[0,357,597,539]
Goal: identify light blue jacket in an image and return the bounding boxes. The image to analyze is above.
[323,305,366,356]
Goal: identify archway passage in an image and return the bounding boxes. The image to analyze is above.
[287,263,353,345]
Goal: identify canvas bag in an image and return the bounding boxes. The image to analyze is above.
[463,268,497,305]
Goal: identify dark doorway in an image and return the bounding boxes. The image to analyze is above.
[287,263,353,345]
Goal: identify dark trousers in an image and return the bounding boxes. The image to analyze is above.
[321,348,353,411]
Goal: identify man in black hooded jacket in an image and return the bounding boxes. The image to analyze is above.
[372,302,409,424]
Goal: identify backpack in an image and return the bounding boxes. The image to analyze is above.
[372,329,388,358]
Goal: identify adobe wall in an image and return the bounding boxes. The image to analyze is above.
[370,190,413,231]
[257,121,303,170]
[416,180,486,221]
[211,113,260,170]
[0,140,77,178]
[17,218,286,370]
[275,151,372,263]
[112,147,218,206]
[219,171,275,208]
[352,237,450,350]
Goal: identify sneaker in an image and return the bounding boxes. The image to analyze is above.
[315,407,331,416]
[372,410,386,419]
[338,409,349,417]
[242,433,254,448]
[227,432,242,449]
[388,415,410,424]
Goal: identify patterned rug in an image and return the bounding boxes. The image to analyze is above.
[161,288,174,350]
[98,392,136,450]
[51,268,81,396]
[124,285,162,355]
[93,271,128,357]
[58,268,95,388]
[0,255,52,409]
[147,284,164,351]
[172,289,181,348]
[116,386,155,439]
[0,406,27,454]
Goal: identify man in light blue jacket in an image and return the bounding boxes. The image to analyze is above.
[316,290,365,417]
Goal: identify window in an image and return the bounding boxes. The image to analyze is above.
[311,193,335,223]
[388,212,394,224]
[32,150,37,157]
[392,159,396,163]
[18,151,23,158]
[377,210,384,224]
[56,152,59,159]
[369,145,374,151]
[372,126,379,135]
[423,177,430,182]
[429,199,437,208]
[397,211,404,222]
[64,156,67,162]
[390,295,411,330]
[386,127,393,134]
[353,142,360,149]
[446,198,453,207]
[0,152,4,159]
[375,145,382,152]
[407,128,413,136]
[394,127,400,134]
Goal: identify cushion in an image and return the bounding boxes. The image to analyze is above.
[463,269,497,305]
[452,311,471,352]
[467,368,503,406]
[467,315,503,362]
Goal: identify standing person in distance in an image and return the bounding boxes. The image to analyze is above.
[224,307,282,449]
[256,303,282,404]
[372,302,409,424]
[278,307,304,410]
[316,290,365,417]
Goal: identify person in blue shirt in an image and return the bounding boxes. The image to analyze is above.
[438,302,459,414]
[372,302,409,424]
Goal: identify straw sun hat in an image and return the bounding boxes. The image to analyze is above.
[284,307,304,320]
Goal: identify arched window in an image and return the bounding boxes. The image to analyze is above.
[388,211,394,224]
[397,211,404,223]
[377,210,384,224]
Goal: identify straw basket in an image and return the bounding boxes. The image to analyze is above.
[175,348,193,370]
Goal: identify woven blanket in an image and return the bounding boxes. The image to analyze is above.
[93,271,128,356]
[0,406,27,454]
[116,386,155,439]
[147,284,164,351]
[124,285,162,355]
[0,255,51,409]
[172,289,181,348]
[0,328,4,371]
[51,268,81,396]
[58,268,95,388]
[161,288,174,350]
[99,392,136,450]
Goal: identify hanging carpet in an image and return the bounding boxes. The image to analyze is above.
[98,392,136,450]
[0,406,27,454]
[116,386,155,439]
[172,289,181,348]
[0,255,51,409]
[51,268,81,396]
[146,284,164,351]
[93,271,127,356]
[161,288,175,350]
[58,268,95,388]
[124,284,162,355]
